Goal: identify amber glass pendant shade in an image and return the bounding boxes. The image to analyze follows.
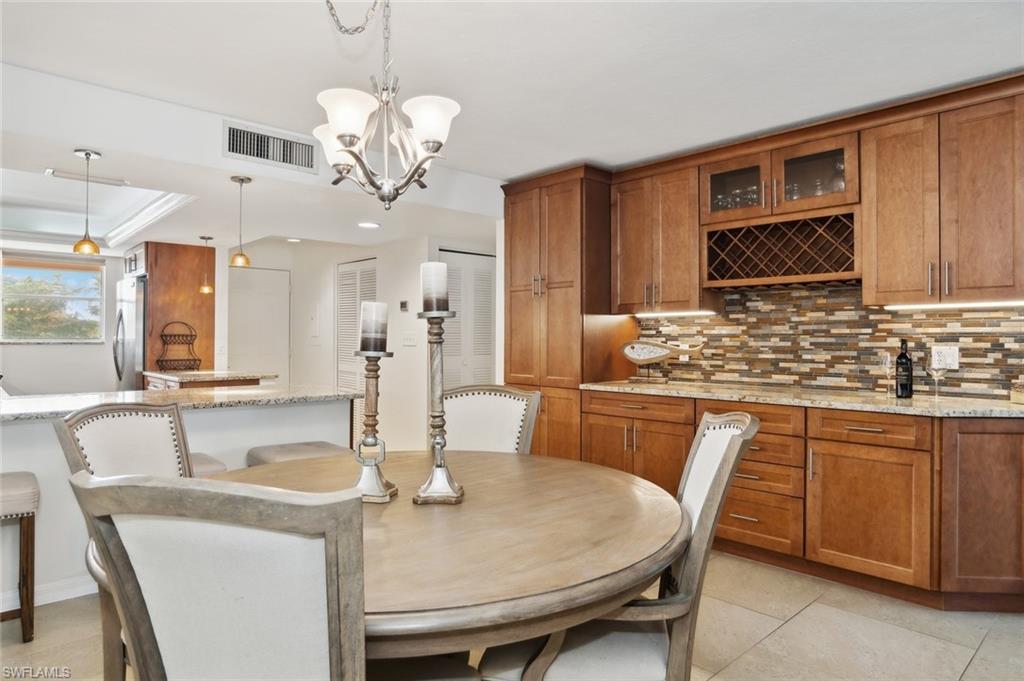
[230,251,251,268]
[229,176,253,267]
[72,149,101,255]
[73,237,100,255]
[198,236,215,294]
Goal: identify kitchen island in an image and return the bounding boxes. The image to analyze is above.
[0,384,360,611]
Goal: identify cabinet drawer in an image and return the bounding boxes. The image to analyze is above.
[697,400,804,437]
[807,408,932,451]
[145,377,166,390]
[745,433,805,467]
[716,487,804,557]
[583,391,694,424]
[733,460,805,498]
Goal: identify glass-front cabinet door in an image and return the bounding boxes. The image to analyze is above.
[699,152,772,224]
[771,133,860,213]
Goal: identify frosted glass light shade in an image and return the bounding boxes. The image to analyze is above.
[402,96,460,146]
[313,124,350,166]
[317,88,378,143]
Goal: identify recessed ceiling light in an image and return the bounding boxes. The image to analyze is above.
[358,221,381,230]
[286,238,301,243]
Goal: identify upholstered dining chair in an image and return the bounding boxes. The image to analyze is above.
[68,472,480,681]
[442,385,541,454]
[53,402,228,681]
[477,411,760,681]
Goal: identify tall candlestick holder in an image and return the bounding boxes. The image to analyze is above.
[353,350,398,503]
[413,310,464,505]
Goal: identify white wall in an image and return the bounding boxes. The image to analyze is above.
[0,254,122,395]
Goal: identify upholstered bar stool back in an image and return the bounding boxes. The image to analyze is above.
[442,385,541,454]
[1,471,39,642]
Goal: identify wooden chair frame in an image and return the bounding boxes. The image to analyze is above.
[69,471,366,681]
[443,385,542,454]
[520,411,760,681]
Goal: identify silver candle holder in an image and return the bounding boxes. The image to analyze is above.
[352,300,398,505]
[413,309,464,504]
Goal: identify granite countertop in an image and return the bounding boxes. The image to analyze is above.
[1,385,362,422]
[580,381,1024,418]
[141,370,279,382]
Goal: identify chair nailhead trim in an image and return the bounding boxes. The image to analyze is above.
[0,512,35,520]
[73,411,187,477]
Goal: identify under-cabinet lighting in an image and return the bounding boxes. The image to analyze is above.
[883,300,1024,311]
[634,311,717,319]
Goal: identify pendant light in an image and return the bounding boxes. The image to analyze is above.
[229,175,252,267]
[198,236,215,294]
[72,149,101,255]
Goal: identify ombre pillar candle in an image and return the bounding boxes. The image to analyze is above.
[359,301,388,352]
[421,262,449,312]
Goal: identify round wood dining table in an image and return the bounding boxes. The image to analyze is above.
[213,450,691,658]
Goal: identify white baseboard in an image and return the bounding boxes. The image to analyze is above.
[1,575,98,611]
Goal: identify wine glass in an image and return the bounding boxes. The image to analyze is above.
[879,352,895,398]
[926,358,948,399]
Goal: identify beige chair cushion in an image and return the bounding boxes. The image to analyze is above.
[0,472,39,518]
[189,452,228,478]
[479,620,668,681]
[246,441,354,467]
[368,656,480,680]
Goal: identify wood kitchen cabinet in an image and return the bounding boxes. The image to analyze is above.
[612,168,703,314]
[504,189,543,386]
[861,115,941,306]
[806,438,932,588]
[530,386,582,460]
[145,242,216,371]
[700,134,858,224]
[940,95,1024,302]
[941,419,1024,593]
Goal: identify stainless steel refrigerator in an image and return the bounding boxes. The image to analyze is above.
[113,275,146,390]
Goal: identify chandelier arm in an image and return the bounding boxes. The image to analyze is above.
[339,175,380,196]
[388,103,419,168]
[393,152,440,195]
[339,148,384,191]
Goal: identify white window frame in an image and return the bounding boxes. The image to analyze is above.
[1,251,107,344]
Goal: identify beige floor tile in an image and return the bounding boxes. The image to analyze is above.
[1,594,100,653]
[961,614,1024,681]
[2,633,104,680]
[692,595,784,673]
[817,582,995,648]
[703,553,829,620]
[691,665,714,681]
[715,603,975,681]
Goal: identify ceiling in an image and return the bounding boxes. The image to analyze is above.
[2,1,1021,181]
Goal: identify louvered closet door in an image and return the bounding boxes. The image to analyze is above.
[337,259,377,448]
[440,250,496,389]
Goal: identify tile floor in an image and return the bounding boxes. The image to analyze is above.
[2,552,1021,680]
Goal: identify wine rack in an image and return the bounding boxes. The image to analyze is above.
[705,211,857,288]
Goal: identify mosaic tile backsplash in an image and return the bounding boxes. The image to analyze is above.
[637,287,1024,399]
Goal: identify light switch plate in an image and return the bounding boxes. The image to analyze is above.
[931,344,960,370]
[402,334,417,348]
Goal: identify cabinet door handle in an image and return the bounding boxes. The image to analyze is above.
[538,276,546,295]
[735,473,761,481]
[748,445,762,451]
[761,180,767,209]
[643,283,649,307]
[808,447,814,481]
[652,283,658,306]
[772,178,778,209]
[944,261,951,296]
[623,426,628,452]
[632,423,638,452]
[618,403,645,410]
[927,262,934,297]
[532,274,539,297]
[729,513,759,523]
[844,425,885,433]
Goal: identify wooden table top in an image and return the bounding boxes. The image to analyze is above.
[214,451,688,654]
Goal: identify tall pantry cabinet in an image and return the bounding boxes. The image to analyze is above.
[503,166,636,459]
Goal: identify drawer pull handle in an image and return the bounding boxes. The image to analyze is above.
[748,445,762,451]
[844,425,885,433]
[618,404,645,410]
[735,473,761,480]
[729,513,759,523]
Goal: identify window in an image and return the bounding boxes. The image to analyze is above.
[1,254,104,342]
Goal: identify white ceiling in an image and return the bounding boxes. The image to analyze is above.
[2,1,1021,181]
[0,168,170,238]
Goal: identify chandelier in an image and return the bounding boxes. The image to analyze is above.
[314,0,460,210]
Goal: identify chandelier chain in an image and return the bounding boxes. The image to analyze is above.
[324,0,379,35]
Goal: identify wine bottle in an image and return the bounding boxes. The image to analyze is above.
[895,339,914,399]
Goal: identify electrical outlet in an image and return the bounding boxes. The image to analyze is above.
[931,344,960,370]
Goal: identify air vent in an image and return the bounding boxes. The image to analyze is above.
[222,121,318,174]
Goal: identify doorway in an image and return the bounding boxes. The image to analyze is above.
[439,249,496,389]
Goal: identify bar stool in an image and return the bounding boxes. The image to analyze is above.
[0,472,38,642]
[245,441,353,466]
